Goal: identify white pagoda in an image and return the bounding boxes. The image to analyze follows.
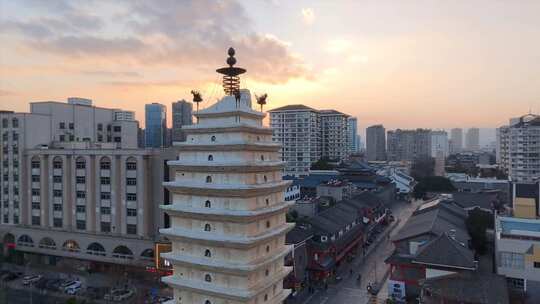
[160,48,294,304]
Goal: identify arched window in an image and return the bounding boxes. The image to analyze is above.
[263,175,268,182]
[204,274,212,282]
[264,294,268,301]
[208,155,213,161]
[266,245,270,253]
[265,269,269,276]
[266,221,271,228]
[38,237,56,249]
[126,157,137,170]
[52,157,63,169]
[260,155,264,161]
[75,157,86,169]
[204,224,211,231]
[100,157,111,170]
[205,301,211,304]
[204,249,211,257]
[205,200,211,208]
[206,176,212,183]
[211,136,216,142]
[257,136,260,141]
[62,240,80,252]
[265,198,270,206]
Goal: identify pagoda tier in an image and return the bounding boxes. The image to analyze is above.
[160,88,294,304]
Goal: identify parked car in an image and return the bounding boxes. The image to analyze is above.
[62,280,82,292]
[65,284,82,295]
[113,289,134,302]
[22,275,42,285]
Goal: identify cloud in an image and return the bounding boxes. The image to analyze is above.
[80,70,142,78]
[326,38,353,54]
[301,8,315,25]
[1,0,310,84]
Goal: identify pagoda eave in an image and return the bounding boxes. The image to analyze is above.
[161,245,292,274]
[172,142,281,152]
[160,201,294,222]
[163,180,292,197]
[166,161,285,173]
[159,223,294,248]
[161,266,292,301]
[182,124,273,135]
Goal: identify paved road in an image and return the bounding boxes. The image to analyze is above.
[302,199,422,304]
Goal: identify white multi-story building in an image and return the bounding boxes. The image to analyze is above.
[497,114,540,182]
[0,99,170,268]
[160,88,294,304]
[269,105,321,176]
[431,130,449,158]
[320,110,349,161]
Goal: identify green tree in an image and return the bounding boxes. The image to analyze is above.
[466,207,492,255]
[412,176,456,199]
[310,158,334,170]
[410,157,435,180]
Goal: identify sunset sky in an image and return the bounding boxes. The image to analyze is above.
[1,0,540,141]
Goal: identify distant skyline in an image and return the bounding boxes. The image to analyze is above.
[2,1,540,132]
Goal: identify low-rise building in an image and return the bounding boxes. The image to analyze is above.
[495,215,540,294]
[386,199,472,299]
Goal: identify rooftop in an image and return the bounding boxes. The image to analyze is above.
[498,216,540,238]
[268,104,317,112]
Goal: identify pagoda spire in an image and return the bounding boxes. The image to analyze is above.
[216,47,246,96]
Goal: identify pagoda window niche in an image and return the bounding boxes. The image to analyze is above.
[204,223,211,231]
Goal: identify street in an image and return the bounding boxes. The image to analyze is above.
[300,199,422,304]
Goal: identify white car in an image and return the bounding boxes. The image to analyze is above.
[22,275,42,285]
[65,285,81,295]
[113,289,134,301]
[62,280,82,292]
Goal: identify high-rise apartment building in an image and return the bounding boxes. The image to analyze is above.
[450,128,463,154]
[465,127,480,151]
[320,110,350,161]
[497,114,540,182]
[431,130,449,158]
[145,103,167,148]
[172,100,193,142]
[0,99,171,268]
[269,105,321,176]
[366,124,386,161]
[347,117,360,154]
[386,129,432,161]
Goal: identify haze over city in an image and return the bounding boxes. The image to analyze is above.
[2,0,540,136]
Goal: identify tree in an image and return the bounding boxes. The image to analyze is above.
[410,157,435,180]
[286,209,299,222]
[466,207,492,255]
[412,176,456,199]
[311,158,334,170]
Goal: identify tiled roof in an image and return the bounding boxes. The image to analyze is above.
[285,225,313,245]
[414,233,475,269]
[391,202,468,242]
[421,272,509,304]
